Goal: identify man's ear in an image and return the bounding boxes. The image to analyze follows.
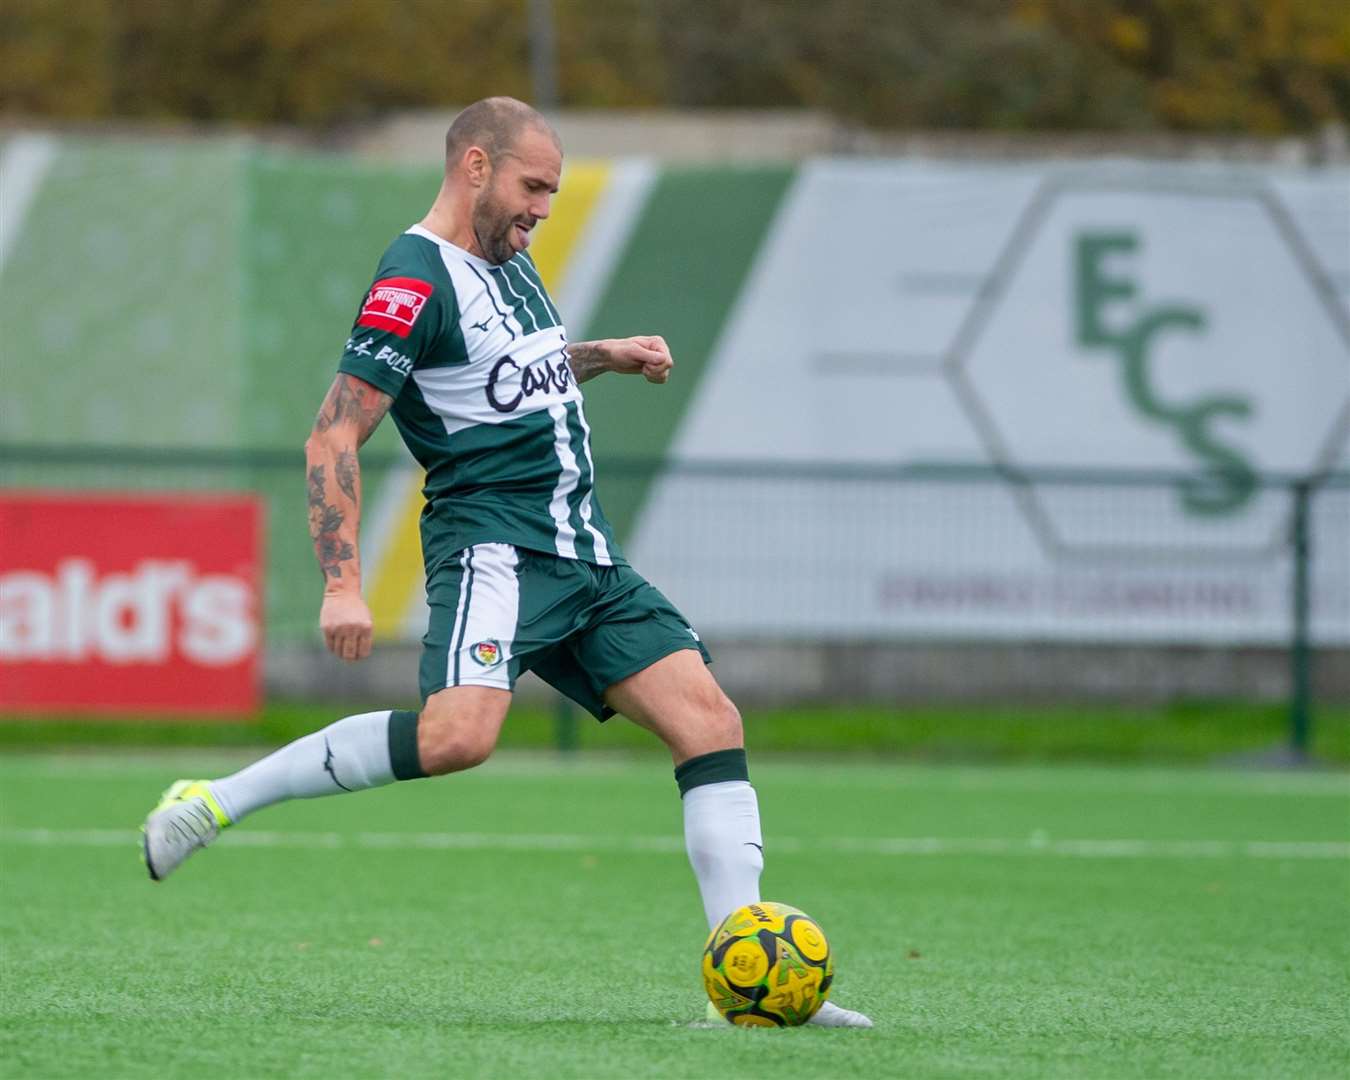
[463,146,491,187]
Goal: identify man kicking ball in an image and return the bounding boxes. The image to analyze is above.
[142,95,870,1029]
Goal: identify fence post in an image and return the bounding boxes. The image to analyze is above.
[1288,480,1313,759]
[554,693,579,754]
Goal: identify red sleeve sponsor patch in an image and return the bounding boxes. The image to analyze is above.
[357,276,434,339]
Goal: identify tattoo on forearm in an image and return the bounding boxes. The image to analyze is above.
[307,464,326,514]
[307,374,383,582]
[317,533,355,577]
[334,449,358,502]
[314,373,393,445]
[565,343,608,384]
[306,463,355,579]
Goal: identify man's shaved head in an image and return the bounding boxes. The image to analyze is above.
[434,97,563,264]
[445,96,560,170]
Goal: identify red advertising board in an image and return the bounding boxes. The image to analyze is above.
[0,491,262,714]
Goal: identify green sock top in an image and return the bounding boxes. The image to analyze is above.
[674,747,749,796]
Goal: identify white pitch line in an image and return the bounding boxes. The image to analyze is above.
[2,828,1346,861]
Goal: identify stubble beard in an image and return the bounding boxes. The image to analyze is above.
[472,186,520,266]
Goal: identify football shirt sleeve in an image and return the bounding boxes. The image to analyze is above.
[337,272,443,398]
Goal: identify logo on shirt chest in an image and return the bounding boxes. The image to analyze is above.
[485,355,572,414]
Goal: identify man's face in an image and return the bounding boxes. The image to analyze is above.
[471,126,561,265]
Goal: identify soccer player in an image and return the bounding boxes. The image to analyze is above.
[142,97,870,1028]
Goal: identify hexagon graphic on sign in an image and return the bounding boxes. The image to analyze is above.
[952,178,1350,558]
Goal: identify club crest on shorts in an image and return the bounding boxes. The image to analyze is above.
[469,639,503,667]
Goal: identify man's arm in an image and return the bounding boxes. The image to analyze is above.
[566,336,674,384]
[304,372,394,662]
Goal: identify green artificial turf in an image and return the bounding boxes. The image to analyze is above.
[1,753,1347,1078]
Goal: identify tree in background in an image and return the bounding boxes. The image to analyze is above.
[1,0,1345,134]
[1020,0,1350,133]
[646,0,1155,130]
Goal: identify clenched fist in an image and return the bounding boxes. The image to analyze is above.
[607,335,674,383]
[320,590,373,662]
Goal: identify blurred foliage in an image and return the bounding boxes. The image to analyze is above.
[1,0,1346,133]
[1020,0,1350,133]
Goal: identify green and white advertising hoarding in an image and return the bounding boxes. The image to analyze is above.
[1,135,1346,646]
[625,162,1350,645]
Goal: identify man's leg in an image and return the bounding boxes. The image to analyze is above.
[603,648,762,928]
[604,649,872,1028]
[142,686,510,880]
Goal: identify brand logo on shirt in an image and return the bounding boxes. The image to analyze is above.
[374,345,412,376]
[357,276,433,339]
[345,337,411,376]
[485,355,573,413]
[470,639,502,667]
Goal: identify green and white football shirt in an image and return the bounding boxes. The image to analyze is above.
[338,225,624,568]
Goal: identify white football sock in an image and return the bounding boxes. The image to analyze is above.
[209,709,397,823]
[683,779,764,929]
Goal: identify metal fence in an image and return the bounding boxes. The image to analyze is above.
[2,445,1347,745]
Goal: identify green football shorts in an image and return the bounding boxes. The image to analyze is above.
[419,543,711,719]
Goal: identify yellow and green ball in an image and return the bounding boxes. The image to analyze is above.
[702,901,833,1027]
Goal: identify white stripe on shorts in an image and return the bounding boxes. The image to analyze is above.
[447,543,521,691]
[446,546,473,685]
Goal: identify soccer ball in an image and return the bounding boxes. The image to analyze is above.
[702,901,834,1027]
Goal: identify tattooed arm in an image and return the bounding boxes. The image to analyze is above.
[304,372,394,662]
[566,337,674,384]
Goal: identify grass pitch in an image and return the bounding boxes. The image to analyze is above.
[1,751,1347,1078]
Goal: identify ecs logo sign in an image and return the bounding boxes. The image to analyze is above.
[0,493,262,713]
[1075,231,1256,516]
[958,179,1350,553]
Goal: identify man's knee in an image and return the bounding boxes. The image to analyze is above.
[684,688,743,757]
[416,687,509,776]
[418,723,495,776]
[606,650,744,760]
[708,692,743,748]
